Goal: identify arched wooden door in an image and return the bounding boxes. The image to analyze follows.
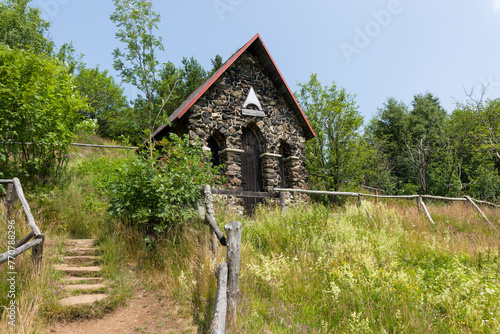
[241,128,263,214]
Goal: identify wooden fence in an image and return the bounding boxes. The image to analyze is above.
[0,178,45,267]
[203,185,242,334]
[274,187,499,231]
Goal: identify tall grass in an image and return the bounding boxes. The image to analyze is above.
[0,197,67,333]
[193,200,500,333]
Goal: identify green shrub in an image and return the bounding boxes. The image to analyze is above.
[0,47,88,183]
[105,133,222,235]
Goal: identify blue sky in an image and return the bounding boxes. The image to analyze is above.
[36,0,500,124]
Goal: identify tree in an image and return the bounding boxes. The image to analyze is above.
[179,56,207,98]
[450,95,500,201]
[406,93,452,194]
[366,98,411,190]
[367,93,457,195]
[155,55,222,117]
[209,54,223,75]
[296,73,366,192]
[0,0,53,54]
[110,0,168,148]
[0,47,88,182]
[74,66,129,138]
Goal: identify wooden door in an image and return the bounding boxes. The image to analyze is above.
[241,128,263,214]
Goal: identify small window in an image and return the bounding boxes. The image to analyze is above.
[207,136,220,166]
[279,143,291,188]
[279,154,286,188]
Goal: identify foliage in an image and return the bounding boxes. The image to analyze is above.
[296,73,367,193]
[104,134,223,235]
[406,93,453,195]
[155,54,223,117]
[74,66,130,137]
[0,0,53,54]
[110,0,168,148]
[366,98,411,191]
[0,47,87,182]
[209,54,224,75]
[367,93,457,196]
[450,97,500,201]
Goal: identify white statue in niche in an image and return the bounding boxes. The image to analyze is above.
[242,87,265,117]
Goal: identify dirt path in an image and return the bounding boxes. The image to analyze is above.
[44,290,197,334]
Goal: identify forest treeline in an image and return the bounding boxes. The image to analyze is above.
[1,0,500,202]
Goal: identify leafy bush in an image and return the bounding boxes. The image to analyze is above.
[0,46,88,182]
[105,133,222,235]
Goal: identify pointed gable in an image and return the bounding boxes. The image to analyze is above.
[151,33,315,140]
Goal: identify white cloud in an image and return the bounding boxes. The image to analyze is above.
[493,0,500,12]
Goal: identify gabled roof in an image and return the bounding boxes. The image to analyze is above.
[151,33,315,140]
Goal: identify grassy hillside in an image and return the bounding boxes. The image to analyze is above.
[227,202,500,333]
[0,134,499,333]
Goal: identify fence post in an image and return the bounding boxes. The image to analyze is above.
[465,196,498,232]
[210,262,228,334]
[420,198,435,225]
[417,195,422,213]
[375,189,379,204]
[279,191,286,213]
[204,185,227,246]
[31,235,45,270]
[5,182,15,222]
[225,220,241,329]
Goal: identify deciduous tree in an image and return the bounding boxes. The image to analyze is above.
[0,0,53,54]
[296,74,366,192]
[0,47,88,182]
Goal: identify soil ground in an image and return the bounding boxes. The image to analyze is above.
[43,290,197,334]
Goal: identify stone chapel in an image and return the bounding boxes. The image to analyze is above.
[151,34,315,210]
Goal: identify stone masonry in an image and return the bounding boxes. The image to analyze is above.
[185,50,309,193]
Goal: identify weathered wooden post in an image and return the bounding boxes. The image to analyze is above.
[225,220,241,328]
[5,182,15,222]
[279,191,286,213]
[211,262,228,334]
[417,195,422,213]
[465,196,498,232]
[204,185,227,246]
[420,198,435,225]
[360,199,376,224]
[375,189,379,205]
[32,235,45,269]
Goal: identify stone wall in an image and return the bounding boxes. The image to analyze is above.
[185,50,309,209]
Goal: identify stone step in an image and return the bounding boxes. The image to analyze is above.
[62,276,103,284]
[64,283,107,292]
[66,247,98,256]
[64,239,96,248]
[58,294,108,307]
[55,265,102,277]
[62,255,100,266]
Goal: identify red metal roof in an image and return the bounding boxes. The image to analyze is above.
[151,33,316,140]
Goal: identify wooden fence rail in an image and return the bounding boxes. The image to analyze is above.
[0,142,138,150]
[274,187,499,230]
[203,185,242,333]
[0,178,45,267]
